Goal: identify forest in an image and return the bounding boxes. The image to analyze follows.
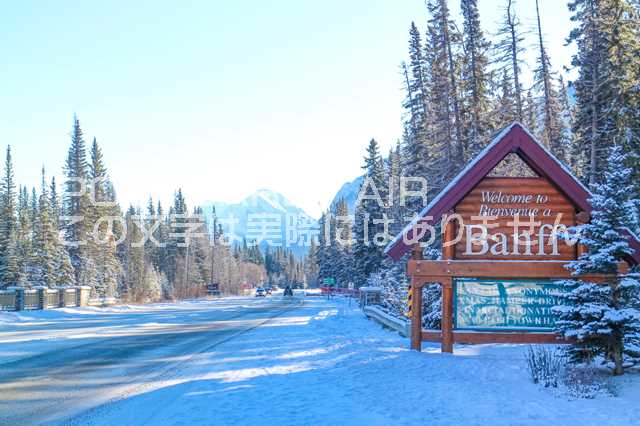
[0,117,311,301]
[316,0,640,294]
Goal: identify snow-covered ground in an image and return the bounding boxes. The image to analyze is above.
[2,296,640,425]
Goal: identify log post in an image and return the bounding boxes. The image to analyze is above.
[410,280,423,351]
[441,278,454,353]
[410,244,423,351]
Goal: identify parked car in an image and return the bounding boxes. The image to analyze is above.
[265,287,273,295]
[255,287,266,297]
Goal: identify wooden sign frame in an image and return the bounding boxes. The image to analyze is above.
[384,123,640,353]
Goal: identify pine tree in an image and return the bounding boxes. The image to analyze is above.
[333,198,354,287]
[430,0,464,164]
[49,176,60,228]
[401,24,431,215]
[493,69,517,128]
[404,23,428,144]
[460,0,492,159]
[16,186,33,285]
[533,0,567,159]
[604,0,640,196]
[554,147,640,375]
[32,167,57,287]
[568,0,640,188]
[353,139,387,286]
[387,141,403,235]
[0,146,20,287]
[88,138,120,297]
[305,238,319,286]
[425,1,460,189]
[316,211,333,283]
[495,0,525,121]
[63,116,92,286]
[558,76,577,167]
[523,89,537,134]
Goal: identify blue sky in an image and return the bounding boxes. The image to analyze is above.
[1,0,575,217]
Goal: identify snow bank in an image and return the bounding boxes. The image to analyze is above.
[67,297,640,426]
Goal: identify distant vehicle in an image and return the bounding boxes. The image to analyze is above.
[206,283,221,297]
[255,287,266,297]
[265,287,272,295]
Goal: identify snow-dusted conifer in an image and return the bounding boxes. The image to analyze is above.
[554,146,640,375]
[0,146,20,287]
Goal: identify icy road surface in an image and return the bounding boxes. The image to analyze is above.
[0,297,303,425]
[2,295,640,425]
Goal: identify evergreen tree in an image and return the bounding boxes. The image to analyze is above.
[32,167,57,287]
[492,69,517,128]
[558,76,577,167]
[16,186,33,285]
[460,0,492,159]
[305,238,319,286]
[568,0,640,188]
[401,24,431,214]
[333,198,354,286]
[533,0,567,159]
[495,0,525,121]
[353,139,387,286]
[63,116,92,286]
[0,146,20,286]
[88,138,120,296]
[429,0,464,164]
[554,147,640,375]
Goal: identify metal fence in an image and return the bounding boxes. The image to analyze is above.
[46,290,59,308]
[0,290,16,311]
[24,289,39,310]
[0,286,92,312]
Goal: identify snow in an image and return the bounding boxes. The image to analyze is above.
[2,297,640,425]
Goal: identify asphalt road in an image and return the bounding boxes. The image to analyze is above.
[0,297,302,426]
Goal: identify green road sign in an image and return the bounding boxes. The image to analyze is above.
[323,278,335,285]
[454,278,564,331]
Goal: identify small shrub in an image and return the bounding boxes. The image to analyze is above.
[562,364,615,399]
[525,346,565,388]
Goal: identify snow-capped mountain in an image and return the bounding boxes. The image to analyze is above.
[330,175,363,214]
[201,189,317,257]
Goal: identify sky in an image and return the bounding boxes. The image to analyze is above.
[1,0,576,218]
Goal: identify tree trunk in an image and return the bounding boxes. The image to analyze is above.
[507,0,523,121]
[441,0,464,164]
[612,340,624,376]
[535,0,554,148]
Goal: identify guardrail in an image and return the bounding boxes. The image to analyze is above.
[0,286,92,311]
[363,305,410,337]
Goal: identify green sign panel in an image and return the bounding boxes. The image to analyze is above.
[454,279,563,331]
[323,277,335,285]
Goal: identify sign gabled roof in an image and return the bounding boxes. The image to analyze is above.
[384,122,640,264]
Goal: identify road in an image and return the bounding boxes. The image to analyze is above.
[0,296,302,426]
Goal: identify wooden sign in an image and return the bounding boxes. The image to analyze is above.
[451,177,577,261]
[384,123,640,353]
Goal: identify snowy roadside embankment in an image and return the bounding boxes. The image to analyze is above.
[67,297,640,426]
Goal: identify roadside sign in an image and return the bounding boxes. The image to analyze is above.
[323,278,335,286]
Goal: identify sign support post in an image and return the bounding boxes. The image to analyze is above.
[441,278,454,353]
[410,245,423,352]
